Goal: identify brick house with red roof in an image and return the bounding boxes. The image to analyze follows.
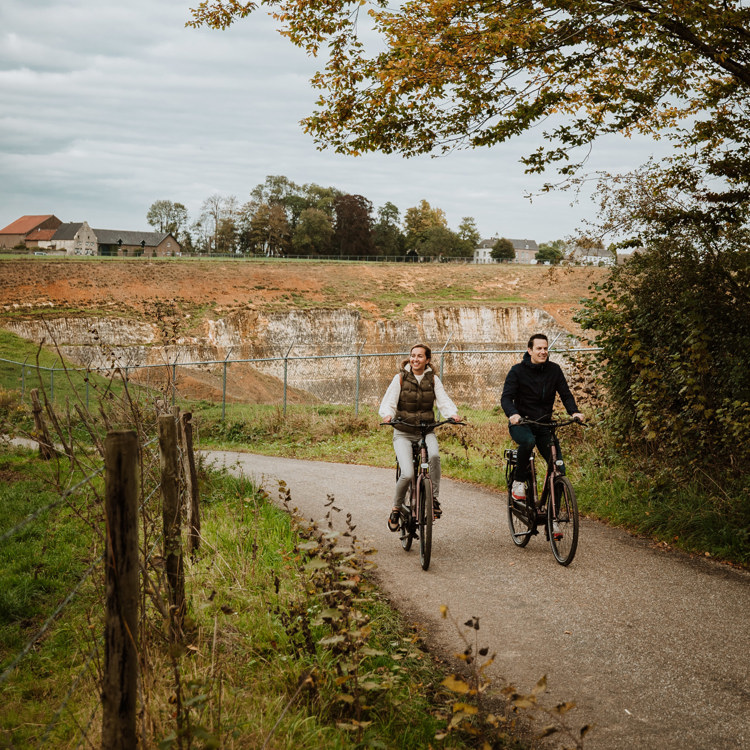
[0,215,63,249]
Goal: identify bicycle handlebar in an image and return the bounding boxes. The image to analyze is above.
[379,417,467,429]
[515,415,585,428]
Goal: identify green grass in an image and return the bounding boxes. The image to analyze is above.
[0,449,103,748]
[573,438,750,566]
[0,445,528,749]
[0,328,134,419]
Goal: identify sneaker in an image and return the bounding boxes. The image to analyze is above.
[511,481,526,501]
[552,521,563,540]
[433,498,442,520]
[388,508,401,532]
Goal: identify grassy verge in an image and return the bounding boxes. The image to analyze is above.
[1,444,539,748]
[0,450,104,748]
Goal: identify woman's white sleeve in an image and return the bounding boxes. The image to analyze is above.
[378,374,402,420]
[434,376,458,418]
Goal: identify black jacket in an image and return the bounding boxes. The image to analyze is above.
[501,352,579,421]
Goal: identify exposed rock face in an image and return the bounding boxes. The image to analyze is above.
[3,306,577,407]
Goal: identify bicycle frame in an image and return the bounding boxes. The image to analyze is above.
[382,417,465,570]
[505,416,582,565]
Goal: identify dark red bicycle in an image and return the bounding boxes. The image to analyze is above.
[504,415,583,566]
[381,418,465,571]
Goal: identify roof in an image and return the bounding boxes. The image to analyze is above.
[52,223,84,241]
[28,229,58,241]
[93,229,173,247]
[476,237,539,250]
[0,215,58,235]
[509,238,539,251]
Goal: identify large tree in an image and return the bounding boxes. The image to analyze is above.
[333,193,374,256]
[189,1,750,225]
[491,237,515,262]
[199,194,238,254]
[246,202,290,256]
[292,207,334,256]
[403,199,448,250]
[146,200,188,238]
[373,201,404,256]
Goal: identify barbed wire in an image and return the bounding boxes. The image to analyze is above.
[0,465,105,545]
[36,637,103,748]
[0,555,103,688]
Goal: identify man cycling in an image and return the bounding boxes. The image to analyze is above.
[501,333,584,505]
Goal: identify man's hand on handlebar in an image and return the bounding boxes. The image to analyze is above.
[508,413,586,426]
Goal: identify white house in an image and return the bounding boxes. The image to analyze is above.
[473,237,540,264]
[51,222,98,255]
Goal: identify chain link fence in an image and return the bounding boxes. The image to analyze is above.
[2,346,601,427]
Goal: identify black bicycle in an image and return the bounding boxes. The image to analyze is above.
[381,418,465,571]
[504,416,583,566]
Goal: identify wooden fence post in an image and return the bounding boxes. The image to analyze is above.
[30,388,53,460]
[158,415,185,641]
[102,431,139,750]
[179,412,201,554]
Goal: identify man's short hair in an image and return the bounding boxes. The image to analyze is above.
[527,333,548,349]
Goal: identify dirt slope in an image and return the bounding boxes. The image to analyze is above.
[0,258,607,337]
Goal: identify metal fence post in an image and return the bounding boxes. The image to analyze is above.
[439,334,452,379]
[171,360,177,407]
[222,348,233,421]
[283,343,294,416]
[50,360,58,403]
[21,356,29,398]
[355,340,366,415]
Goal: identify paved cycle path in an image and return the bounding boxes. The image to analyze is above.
[203,450,750,750]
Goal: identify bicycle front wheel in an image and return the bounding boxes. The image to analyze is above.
[418,476,433,571]
[400,484,415,551]
[548,477,579,566]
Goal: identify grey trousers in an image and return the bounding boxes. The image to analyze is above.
[391,428,441,509]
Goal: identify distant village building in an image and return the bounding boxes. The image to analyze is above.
[0,215,62,249]
[0,214,181,256]
[568,244,615,266]
[473,237,540,264]
[93,229,180,257]
[51,222,98,255]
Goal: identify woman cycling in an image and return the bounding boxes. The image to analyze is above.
[379,343,461,532]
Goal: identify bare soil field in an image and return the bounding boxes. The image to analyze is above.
[0,257,608,337]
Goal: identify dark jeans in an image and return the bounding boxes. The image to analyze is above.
[509,423,562,483]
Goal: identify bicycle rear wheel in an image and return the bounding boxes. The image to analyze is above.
[548,477,579,566]
[400,484,415,551]
[507,480,534,548]
[418,476,433,570]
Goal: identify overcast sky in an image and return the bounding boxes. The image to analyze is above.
[1,0,659,242]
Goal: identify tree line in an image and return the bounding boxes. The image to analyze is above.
[146,176,483,258]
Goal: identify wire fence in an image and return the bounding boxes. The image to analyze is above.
[1,345,602,424]
[0,405,196,747]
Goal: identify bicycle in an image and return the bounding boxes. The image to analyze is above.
[504,415,583,566]
[381,417,465,571]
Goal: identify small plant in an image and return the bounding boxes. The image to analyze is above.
[438,606,590,749]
